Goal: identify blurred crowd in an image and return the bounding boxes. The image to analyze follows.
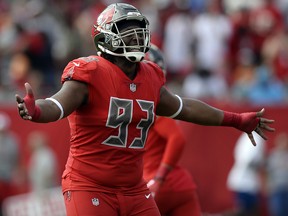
[0,111,59,216]
[226,131,288,216]
[1,0,288,106]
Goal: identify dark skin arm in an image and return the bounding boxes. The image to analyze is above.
[156,87,275,145]
[15,81,88,123]
[16,82,275,145]
[156,87,223,125]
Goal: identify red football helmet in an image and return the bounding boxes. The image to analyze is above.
[92,3,150,62]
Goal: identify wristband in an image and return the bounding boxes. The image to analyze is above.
[221,111,259,133]
[45,98,64,120]
[221,111,241,127]
[23,94,41,120]
[32,106,41,120]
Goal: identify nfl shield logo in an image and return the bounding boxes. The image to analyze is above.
[130,83,136,92]
[92,198,100,206]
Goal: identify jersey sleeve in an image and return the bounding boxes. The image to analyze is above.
[61,56,98,84]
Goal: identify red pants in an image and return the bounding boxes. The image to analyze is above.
[155,190,201,216]
[64,190,160,216]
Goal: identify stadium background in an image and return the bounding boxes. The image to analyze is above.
[1,0,288,215]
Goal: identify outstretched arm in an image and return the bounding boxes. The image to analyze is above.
[15,81,88,123]
[156,87,275,145]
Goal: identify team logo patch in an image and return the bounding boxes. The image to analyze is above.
[92,198,100,206]
[130,83,137,92]
[97,7,115,26]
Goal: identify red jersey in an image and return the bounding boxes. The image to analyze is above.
[143,117,197,191]
[61,56,165,194]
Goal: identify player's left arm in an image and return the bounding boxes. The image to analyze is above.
[156,87,275,146]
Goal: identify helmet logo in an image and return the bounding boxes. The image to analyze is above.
[97,7,115,26]
[130,83,137,92]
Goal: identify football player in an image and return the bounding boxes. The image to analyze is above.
[15,3,275,216]
[143,44,202,216]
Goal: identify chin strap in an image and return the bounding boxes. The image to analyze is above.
[98,44,145,62]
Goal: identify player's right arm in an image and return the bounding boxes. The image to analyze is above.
[15,80,88,123]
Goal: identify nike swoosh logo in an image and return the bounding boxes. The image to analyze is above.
[145,194,151,199]
[73,62,80,67]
